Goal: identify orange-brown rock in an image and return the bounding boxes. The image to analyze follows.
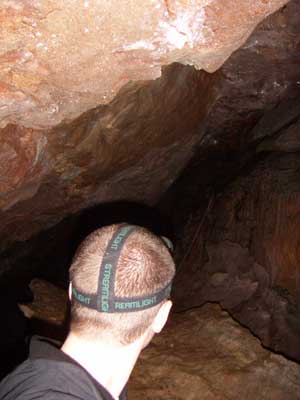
[172,150,300,360]
[1,0,287,129]
[0,65,217,250]
[129,304,300,400]
[157,0,300,360]
[1,0,298,252]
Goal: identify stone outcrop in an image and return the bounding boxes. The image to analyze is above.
[1,0,287,129]
[0,65,217,252]
[129,303,300,400]
[158,0,300,360]
[171,133,300,360]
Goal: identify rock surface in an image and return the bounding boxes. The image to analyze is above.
[1,0,287,129]
[1,0,298,254]
[158,0,300,360]
[161,0,300,212]
[129,303,300,400]
[0,65,218,252]
[171,152,300,360]
[17,280,300,399]
[26,278,68,325]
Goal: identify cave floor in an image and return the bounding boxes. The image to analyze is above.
[24,279,300,400]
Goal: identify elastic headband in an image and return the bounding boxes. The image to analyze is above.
[72,225,173,313]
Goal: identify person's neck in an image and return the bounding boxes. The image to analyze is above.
[61,333,142,399]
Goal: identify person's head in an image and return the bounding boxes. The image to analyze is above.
[69,224,175,347]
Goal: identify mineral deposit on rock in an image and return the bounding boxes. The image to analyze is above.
[1,0,288,128]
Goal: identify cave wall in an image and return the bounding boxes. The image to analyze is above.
[163,0,300,360]
[172,151,300,360]
[161,0,300,218]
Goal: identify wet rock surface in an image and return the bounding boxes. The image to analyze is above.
[129,303,300,400]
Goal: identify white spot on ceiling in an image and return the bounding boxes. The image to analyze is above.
[122,40,155,51]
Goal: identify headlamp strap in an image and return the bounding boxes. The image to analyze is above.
[71,225,172,313]
[97,224,135,312]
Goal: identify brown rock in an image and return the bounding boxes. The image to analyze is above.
[159,0,300,360]
[129,304,300,400]
[1,0,287,129]
[27,278,68,325]
[172,151,300,360]
[0,65,217,250]
[159,0,300,234]
[0,1,298,252]
[20,278,69,341]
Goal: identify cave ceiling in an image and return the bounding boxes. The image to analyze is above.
[1,0,288,129]
[1,0,297,255]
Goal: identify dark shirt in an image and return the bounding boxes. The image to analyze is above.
[0,337,126,400]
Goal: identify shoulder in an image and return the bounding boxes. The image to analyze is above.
[0,356,107,400]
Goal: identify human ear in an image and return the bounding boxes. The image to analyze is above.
[152,300,172,334]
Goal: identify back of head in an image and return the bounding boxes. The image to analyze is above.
[69,224,175,345]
